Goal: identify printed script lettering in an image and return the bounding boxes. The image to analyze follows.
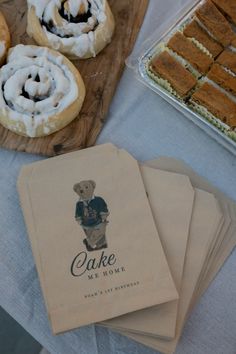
[71,251,117,277]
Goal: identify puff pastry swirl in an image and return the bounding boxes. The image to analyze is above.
[27,0,115,59]
[0,45,86,137]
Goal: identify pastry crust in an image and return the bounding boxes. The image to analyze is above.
[27,0,115,59]
[0,11,11,66]
[0,45,86,137]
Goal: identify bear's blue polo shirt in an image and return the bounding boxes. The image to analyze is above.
[75,196,108,227]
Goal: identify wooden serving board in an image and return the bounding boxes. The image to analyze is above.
[0,0,149,156]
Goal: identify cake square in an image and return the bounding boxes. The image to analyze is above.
[191,82,236,127]
[195,0,234,47]
[212,0,236,26]
[217,49,236,74]
[207,63,236,96]
[183,20,223,58]
[167,32,213,74]
[149,51,197,98]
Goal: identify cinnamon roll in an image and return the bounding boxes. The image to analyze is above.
[0,11,10,66]
[27,0,115,59]
[0,45,86,137]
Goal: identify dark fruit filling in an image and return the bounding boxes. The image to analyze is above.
[41,1,95,38]
[59,1,92,23]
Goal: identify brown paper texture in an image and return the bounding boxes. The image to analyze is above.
[17,145,178,334]
[189,202,235,314]
[118,186,223,354]
[101,166,194,338]
[118,158,236,354]
[147,158,236,312]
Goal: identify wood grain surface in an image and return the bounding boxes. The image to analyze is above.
[0,0,149,156]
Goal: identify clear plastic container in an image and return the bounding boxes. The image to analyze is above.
[126,0,236,156]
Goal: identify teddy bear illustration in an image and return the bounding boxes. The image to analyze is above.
[73,180,109,252]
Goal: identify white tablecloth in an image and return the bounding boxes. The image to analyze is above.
[0,1,236,353]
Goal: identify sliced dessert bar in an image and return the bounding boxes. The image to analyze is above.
[231,37,236,49]
[207,63,236,96]
[167,32,213,75]
[191,82,236,127]
[149,51,197,98]
[183,20,223,58]
[195,0,234,47]
[212,0,236,26]
[216,49,236,74]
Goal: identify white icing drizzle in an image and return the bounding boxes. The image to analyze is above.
[0,45,79,137]
[27,0,107,58]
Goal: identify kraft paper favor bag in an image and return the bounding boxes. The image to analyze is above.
[17,145,178,334]
[148,158,236,309]
[102,166,194,339]
[18,155,192,339]
[118,186,223,354]
[118,159,236,354]
[19,152,194,339]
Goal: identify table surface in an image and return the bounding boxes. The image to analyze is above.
[0,1,236,353]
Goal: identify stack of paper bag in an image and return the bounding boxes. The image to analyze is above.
[17,144,236,353]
